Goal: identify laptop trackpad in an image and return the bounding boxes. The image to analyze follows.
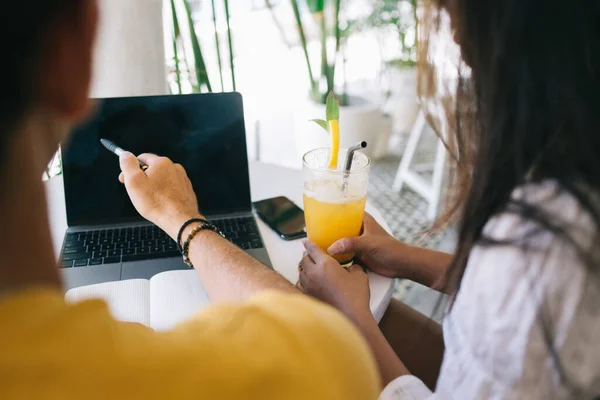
[62,264,121,290]
[121,257,190,280]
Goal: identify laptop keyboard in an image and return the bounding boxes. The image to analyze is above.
[60,217,264,268]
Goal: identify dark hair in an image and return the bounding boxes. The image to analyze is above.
[0,1,76,161]
[443,0,600,294]
[420,0,600,394]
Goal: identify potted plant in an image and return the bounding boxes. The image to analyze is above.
[166,0,236,93]
[367,0,419,144]
[284,0,386,158]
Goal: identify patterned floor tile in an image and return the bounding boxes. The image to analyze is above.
[368,129,451,304]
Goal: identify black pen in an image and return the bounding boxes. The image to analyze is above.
[100,138,148,171]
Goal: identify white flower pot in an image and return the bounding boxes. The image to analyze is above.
[372,114,394,160]
[293,96,385,160]
[385,66,419,136]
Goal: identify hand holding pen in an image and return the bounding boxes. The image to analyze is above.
[100,138,148,171]
[116,149,202,240]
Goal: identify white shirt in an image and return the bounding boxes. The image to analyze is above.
[381,181,600,399]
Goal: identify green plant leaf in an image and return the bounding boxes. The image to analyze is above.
[291,0,316,94]
[210,0,225,91]
[325,92,340,121]
[329,0,341,90]
[306,0,325,14]
[310,119,330,134]
[183,0,212,92]
[224,0,236,90]
[170,0,182,94]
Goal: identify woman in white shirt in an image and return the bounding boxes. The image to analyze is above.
[297,0,600,398]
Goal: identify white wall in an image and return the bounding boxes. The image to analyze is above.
[91,0,168,97]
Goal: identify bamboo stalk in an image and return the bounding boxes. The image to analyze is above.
[170,0,183,94]
[413,0,418,64]
[329,0,341,93]
[211,0,225,91]
[290,0,317,98]
[319,12,330,98]
[183,0,212,92]
[265,0,292,49]
[175,0,195,91]
[224,0,236,91]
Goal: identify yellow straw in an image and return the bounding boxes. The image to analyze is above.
[328,120,340,169]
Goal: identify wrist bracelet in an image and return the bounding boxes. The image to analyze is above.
[182,223,225,267]
[177,218,210,253]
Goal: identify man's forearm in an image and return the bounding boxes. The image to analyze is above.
[186,230,298,302]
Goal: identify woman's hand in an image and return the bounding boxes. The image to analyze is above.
[119,152,201,239]
[327,213,409,279]
[298,240,413,386]
[329,214,453,290]
[297,240,374,329]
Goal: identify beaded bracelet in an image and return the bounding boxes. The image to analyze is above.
[176,218,210,253]
[181,223,225,268]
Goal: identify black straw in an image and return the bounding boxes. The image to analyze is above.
[341,141,367,192]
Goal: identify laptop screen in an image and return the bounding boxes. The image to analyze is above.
[61,93,252,226]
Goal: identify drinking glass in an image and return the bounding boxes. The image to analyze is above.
[302,147,371,266]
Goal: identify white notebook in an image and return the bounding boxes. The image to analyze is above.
[65,270,210,331]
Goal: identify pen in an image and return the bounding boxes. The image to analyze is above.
[100,138,148,171]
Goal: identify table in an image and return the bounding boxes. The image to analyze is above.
[45,161,395,322]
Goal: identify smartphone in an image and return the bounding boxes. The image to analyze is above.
[253,196,307,240]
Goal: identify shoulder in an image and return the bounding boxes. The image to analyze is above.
[468,181,597,318]
[149,292,381,398]
[441,180,600,396]
[1,290,380,399]
[466,180,595,301]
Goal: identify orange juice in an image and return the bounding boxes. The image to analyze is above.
[303,188,367,264]
[303,148,371,266]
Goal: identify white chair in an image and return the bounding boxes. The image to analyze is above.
[392,108,447,221]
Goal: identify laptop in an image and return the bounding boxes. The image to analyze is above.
[59,92,273,289]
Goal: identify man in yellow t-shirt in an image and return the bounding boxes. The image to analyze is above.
[1,290,377,399]
[0,1,380,399]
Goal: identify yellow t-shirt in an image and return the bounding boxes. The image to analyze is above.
[0,288,380,399]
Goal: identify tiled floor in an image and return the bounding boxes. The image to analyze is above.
[368,157,444,249]
[368,129,454,322]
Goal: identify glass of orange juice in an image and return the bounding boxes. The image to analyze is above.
[303,147,371,266]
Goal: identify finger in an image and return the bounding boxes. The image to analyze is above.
[359,213,374,235]
[136,153,162,166]
[328,237,360,256]
[299,254,317,284]
[118,172,124,184]
[363,212,376,224]
[119,152,146,183]
[363,213,387,235]
[299,254,315,274]
[347,264,367,275]
[298,269,307,292]
[303,240,330,264]
[175,163,188,179]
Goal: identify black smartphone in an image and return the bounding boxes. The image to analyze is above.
[253,196,307,240]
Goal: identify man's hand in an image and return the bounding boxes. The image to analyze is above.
[297,240,374,329]
[119,152,201,239]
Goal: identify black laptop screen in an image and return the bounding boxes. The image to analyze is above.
[61,93,252,226]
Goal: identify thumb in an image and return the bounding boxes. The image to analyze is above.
[328,237,365,256]
[347,264,366,275]
[119,152,145,182]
